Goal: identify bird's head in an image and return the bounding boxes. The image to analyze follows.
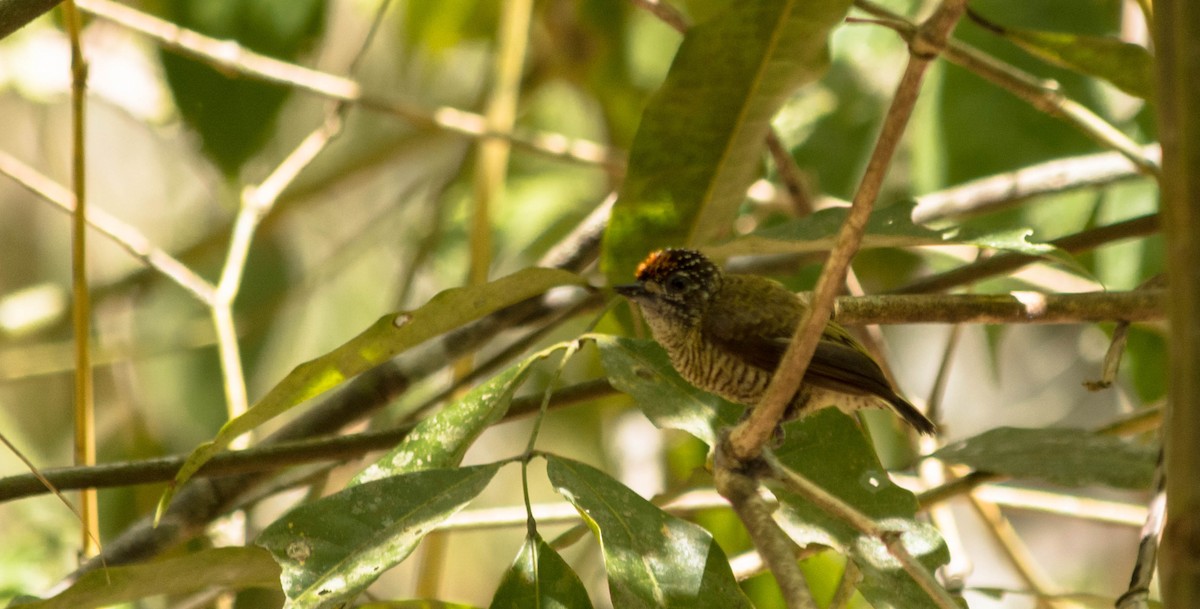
[614,248,723,329]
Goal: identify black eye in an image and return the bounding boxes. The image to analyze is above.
[665,273,691,292]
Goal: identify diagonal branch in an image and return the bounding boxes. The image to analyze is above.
[729,0,969,460]
[74,0,618,169]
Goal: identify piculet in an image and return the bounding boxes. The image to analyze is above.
[615,248,936,435]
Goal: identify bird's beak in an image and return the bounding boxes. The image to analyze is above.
[613,283,647,300]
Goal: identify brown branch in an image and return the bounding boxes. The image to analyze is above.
[894,214,1159,294]
[763,452,960,609]
[729,0,969,460]
[833,290,1163,325]
[0,380,616,502]
[854,0,1159,177]
[714,454,816,609]
[74,0,618,169]
[1155,0,1200,603]
[913,145,1161,223]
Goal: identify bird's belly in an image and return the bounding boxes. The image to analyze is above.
[670,342,772,405]
[795,385,885,417]
[668,342,888,417]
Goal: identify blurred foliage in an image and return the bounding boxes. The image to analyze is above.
[154,0,328,175]
[0,0,1167,608]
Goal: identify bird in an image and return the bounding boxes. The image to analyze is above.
[614,248,936,436]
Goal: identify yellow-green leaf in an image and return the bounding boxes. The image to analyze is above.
[156,268,585,522]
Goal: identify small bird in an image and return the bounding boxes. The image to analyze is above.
[615,248,936,435]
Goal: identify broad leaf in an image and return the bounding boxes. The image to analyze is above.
[10,547,280,609]
[160,268,584,518]
[991,23,1154,101]
[547,456,752,609]
[357,603,481,609]
[258,463,502,609]
[770,410,950,608]
[704,202,946,258]
[935,427,1157,489]
[706,200,1062,259]
[353,345,563,484]
[595,335,741,446]
[603,0,854,281]
[489,532,593,609]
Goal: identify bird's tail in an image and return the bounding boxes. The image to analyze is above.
[884,392,938,435]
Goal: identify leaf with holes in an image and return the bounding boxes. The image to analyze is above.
[770,410,950,608]
[258,463,501,609]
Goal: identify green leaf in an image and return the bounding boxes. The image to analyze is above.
[489,532,594,609]
[704,202,946,258]
[602,0,854,281]
[999,27,1154,101]
[257,463,502,609]
[707,200,1064,258]
[546,455,752,609]
[934,427,1157,489]
[595,335,741,446]
[770,410,950,608]
[158,0,327,174]
[159,268,584,519]
[10,547,279,609]
[353,345,566,484]
[356,602,481,609]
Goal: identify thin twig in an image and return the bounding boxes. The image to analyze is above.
[0,152,217,305]
[853,0,1159,177]
[74,0,618,169]
[729,0,969,460]
[763,452,961,609]
[913,145,1160,223]
[60,0,99,561]
[1117,448,1165,609]
[714,454,816,609]
[1086,275,1165,391]
[0,379,617,502]
[765,131,815,216]
[893,214,1159,294]
[968,496,1069,609]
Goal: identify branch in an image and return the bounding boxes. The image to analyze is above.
[894,214,1159,294]
[729,0,969,460]
[763,452,960,609]
[0,150,216,305]
[65,193,611,577]
[714,453,816,609]
[854,0,1159,176]
[913,145,1160,223]
[1154,0,1200,603]
[74,0,619,169]
[0,380,614,502]
[832,290,1163,325]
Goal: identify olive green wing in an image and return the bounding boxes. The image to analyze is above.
[704,307,936,434]
[806,340,937,434]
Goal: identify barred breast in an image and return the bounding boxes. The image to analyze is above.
[665,329,773,406]
[664,328,886,420]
